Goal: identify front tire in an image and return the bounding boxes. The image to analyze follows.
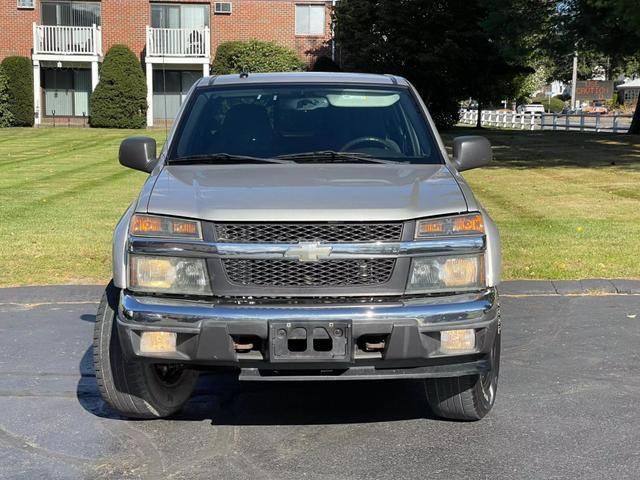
[93,281,199,419]
[424,330,500,421]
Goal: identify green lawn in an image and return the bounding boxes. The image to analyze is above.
[0,129,163,286]
[0,127,638,286]
[443,127,640,280]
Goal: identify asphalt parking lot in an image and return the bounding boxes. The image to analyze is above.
[1,284,639,480]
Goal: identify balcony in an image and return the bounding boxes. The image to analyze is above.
[33,23,102,58]
[146,26,211,60]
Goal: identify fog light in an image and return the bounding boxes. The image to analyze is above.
[140,331,177,353]
[441,329,475,354]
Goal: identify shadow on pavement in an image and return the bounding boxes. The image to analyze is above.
[76,343,437,425]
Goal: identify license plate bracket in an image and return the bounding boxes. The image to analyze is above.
[269,320,352,362]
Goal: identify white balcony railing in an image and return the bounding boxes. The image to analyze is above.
[33,23,102,56]
[146,26,211,58]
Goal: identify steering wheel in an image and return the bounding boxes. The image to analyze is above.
[340,136,401,153]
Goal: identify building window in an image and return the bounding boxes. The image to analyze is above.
[17,0,35,9]
[214,2,232,15]
[151,3,210,29]
[295,4,325,36]
[153,70,202,119]
[42,68,92,117]
[41,1,101,26]
[624,89,639,102]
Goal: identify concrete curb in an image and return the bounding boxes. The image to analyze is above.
[1,280,640,303]
[0,285,105,304]
[498,279,640,295]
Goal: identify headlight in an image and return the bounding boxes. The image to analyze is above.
[415,213,484,238]
[130,214,202,239]
[129,255,212,295]
[406,255,484,293]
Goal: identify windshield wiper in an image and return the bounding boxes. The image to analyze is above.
[170,153,293,165]
[276,151,403,164]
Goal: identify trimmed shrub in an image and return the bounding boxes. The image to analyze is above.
[531,96,565,113]
[211,40,305,75]
[0,65,14,127]
[90,45,147,128]
[312,56,341,72]
[428,97,461,130]
[1,56,33,126]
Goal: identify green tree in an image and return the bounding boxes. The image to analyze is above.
[90,45,147,128]
[531,95,565,112]
[512,64,550,104]
[0,56,33,127]
[334,0,549,128]
[560,0,640,132]
[211,40,305,75]
[0,65,14,127]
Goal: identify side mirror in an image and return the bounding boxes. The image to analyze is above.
[451,136,492,172]
[119,136,157,173]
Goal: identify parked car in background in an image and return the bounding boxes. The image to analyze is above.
[582,103,609,114]
[94,72,501,422]
[517,103,545,114]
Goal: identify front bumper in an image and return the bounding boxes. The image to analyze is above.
[117,289,500,381]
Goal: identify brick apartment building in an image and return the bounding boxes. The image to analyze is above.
[0,0,334,126]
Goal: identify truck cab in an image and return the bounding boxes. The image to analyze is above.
[93,72,501,421]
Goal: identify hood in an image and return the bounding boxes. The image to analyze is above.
[145,163,468,222]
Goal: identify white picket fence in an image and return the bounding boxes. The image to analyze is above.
[459,109,633,134]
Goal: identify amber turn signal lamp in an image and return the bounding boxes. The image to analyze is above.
[131,215,162,235]
[416,213,485,238]
[130,214,201,239]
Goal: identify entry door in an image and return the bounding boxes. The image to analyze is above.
[153,70,202,120]
[44,69,91,117]
[44,69,73,116]
[73,70,91,117]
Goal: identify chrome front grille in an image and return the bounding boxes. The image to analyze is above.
[214,222,403,243]
[222,258,396,288]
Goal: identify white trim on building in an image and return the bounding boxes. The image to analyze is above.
[31,22,102,124]
[144,25,211,126]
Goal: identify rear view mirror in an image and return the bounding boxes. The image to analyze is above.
[119,137,157,173]
[451,136,492,172]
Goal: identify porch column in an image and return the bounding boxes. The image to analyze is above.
[202,62,209,78]
[33,60,41,126]
[91,60,99,91]
[146,62,153,127]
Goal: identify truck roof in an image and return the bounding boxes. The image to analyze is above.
[198,71,410,87]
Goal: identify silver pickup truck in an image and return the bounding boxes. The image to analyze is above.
[94,72,501,421]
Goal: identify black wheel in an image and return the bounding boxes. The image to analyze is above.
[424,330,500,421]
[93,281,199,419]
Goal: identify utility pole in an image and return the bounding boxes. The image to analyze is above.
[570,51,578,110]
[331,0,337,61]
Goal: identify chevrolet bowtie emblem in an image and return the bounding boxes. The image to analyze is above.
[285,242,333,262]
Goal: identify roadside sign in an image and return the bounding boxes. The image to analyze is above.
[575,81,614,101]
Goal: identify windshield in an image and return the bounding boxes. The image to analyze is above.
[168,84,442,164]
